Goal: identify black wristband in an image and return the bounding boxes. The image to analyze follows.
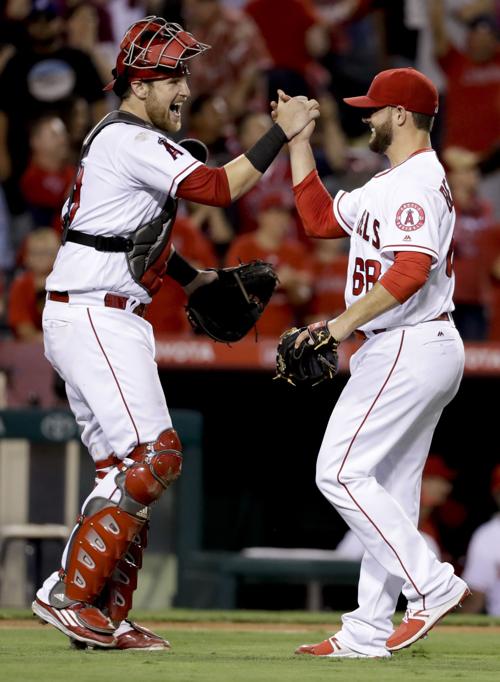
[244,123,288,174]
[165,250,199,287]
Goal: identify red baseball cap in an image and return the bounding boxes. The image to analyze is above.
[344,68,439,116]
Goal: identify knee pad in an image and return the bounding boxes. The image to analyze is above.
[124,428,183,506]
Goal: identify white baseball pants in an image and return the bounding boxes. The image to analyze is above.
[316,320,466,656]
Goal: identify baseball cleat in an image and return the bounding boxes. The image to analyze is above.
[112,621,171,651]
[295,634,389,658]
[70,621,171,651]
[32,597,116,648]
[386,586,471,651]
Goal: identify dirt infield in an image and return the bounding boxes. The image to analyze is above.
[2,619,500,634]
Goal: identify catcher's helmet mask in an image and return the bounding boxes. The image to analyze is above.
[104,16,211,95]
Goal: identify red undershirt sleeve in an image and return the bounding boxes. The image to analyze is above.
[380,251,432,303]
[176,165,232,207]
[293,170,348,238]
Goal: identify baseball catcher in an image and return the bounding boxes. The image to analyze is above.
[275,321,339,388]
[186,260,278,342]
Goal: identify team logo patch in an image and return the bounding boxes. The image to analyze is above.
[395,202,425,231]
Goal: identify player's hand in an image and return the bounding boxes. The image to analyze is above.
[273,89,320,141]
[271,90,317,145]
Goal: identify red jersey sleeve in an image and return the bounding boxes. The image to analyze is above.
[293,170,349,239]
[379,251,432,304]
[176,165,231,207]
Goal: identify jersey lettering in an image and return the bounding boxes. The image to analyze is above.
[439,178,454,212]
[158,137,184,160]
[352,257,382,295]
[356,211,381,249]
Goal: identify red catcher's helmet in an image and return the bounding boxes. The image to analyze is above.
[104,16,210,93]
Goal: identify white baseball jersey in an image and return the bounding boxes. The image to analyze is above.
[46,120,202,302]
[462,514,500,615]
[332,149,456,333]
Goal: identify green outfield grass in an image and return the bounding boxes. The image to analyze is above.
[1,610,499,682]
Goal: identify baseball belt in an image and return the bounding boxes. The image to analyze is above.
[47,291,147,318]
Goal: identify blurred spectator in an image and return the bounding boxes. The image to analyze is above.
[314,0,382,139]
[336,454,456,561]
[232,111,294,234]
[225,192,313,337]
[305,238,349,324]
[429,1,500,155]
[0,0,108,213]
[0,183,13,274]
[309,92,348,178]
[418,455,457,559]
[444,147,498,339]
[146,216,217,335]
[20,114,75,228]
[481,225,500,340]
[187,93,233,167]
[244,0,331,100]
[7,227,59,340]
[462,463,500,614]
[185,202,233,256]
[65,1,114,85]
[183,0,271,117]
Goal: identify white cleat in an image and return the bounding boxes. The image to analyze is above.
[295,633,390,658]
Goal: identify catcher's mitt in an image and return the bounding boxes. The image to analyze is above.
[186,260,278,343]
[275,321,339,388]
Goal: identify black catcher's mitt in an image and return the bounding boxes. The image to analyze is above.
[186,260,278,343]
[275,321,339,388]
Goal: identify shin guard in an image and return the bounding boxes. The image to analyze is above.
[103,523,149,622]
[65,506,145,602]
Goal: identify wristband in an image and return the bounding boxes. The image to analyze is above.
[165,250,199,286]
[244,123,288,174]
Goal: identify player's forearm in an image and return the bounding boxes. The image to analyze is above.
[288,140,317,185]
[222,154,263,200]
[327,282,399,341]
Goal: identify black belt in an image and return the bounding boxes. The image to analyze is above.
[65,229,133,252]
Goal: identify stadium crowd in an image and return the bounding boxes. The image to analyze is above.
[1,0,499,342]
[0,0,499,614]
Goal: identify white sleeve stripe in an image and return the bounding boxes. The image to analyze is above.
[168,159,202,197]
[333,191,353,233]
[382,243,439,259]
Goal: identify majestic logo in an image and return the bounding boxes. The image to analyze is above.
[403,235,412,241]
[396,202,425,231]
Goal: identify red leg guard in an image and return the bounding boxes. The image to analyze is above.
[65,507,145,602]
[104,523,148,622]
[125,428,182,506]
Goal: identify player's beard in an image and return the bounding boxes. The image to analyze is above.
[369,118,393,155]
[144,86,181,133]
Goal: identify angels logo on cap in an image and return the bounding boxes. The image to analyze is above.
[396,202,426,231]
